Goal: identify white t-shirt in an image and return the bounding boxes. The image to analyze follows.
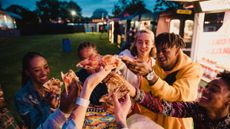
[119,49,155,89]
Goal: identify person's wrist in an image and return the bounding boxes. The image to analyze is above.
[144,70,158,86]
[80,83,93,99]
[75,97,90,107]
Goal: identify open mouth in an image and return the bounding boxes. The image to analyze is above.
[159,58,166,64]
[40,76,48,82]
[199,96,209,103]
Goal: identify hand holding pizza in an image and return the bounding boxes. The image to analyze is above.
[60,79,81,114]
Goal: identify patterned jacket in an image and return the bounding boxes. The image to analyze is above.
[139,92,230,129]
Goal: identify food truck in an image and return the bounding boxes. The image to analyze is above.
[191,0,230,83]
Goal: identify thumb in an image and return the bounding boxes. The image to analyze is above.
[123,93,131,105]
[112,89,119,108]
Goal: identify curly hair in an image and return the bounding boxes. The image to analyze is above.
[155,32,186,50]
[217,70,230,91]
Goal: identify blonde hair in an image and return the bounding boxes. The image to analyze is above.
[130,29,156,58]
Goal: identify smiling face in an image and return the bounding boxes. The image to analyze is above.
[26,56,50,85]
[198,79,230,111]
[156,45,179,71]
[135,32,154,58]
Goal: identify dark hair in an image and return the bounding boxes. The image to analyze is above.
[130,29,156,58]
[155,32,186,50]
[217,70,230,91]
[77,42,97,60]
[22,52,45,85]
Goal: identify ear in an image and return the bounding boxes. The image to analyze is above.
[175,47,180,56]
[225,95,230,106]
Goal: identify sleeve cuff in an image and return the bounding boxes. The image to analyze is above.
[150,77,164,91]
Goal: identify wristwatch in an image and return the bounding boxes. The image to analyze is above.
[145,71,155,81]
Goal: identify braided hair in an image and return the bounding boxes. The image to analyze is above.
[77,42,97,60]
[155,32,185,50]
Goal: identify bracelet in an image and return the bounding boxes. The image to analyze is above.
[134,89,145,102]
[75,97,90,107]
[134,88,140,101]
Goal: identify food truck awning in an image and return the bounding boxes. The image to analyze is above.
[165,0,198,2]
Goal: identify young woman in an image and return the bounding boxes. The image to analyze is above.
[15,52,59,128]
[119,29,156,89]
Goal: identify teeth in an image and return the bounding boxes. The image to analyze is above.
[201,96,208,100]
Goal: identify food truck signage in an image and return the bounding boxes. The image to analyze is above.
[176,9,192,15]
[199,0,230,12]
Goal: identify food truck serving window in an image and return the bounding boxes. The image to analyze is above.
[169,19,180,34]
[203,12,224,32]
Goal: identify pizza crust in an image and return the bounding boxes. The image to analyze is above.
[43,78,63,95]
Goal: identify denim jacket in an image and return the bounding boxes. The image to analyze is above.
[15,81,52,129]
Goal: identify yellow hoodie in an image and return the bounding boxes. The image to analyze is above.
[137,50,203,129]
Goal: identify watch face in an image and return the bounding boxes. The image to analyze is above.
[147,72,154,80]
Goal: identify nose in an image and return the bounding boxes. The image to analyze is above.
[41,68,48,75]
[157,51,164,58]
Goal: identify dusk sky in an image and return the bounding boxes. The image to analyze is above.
[2,0,156,17]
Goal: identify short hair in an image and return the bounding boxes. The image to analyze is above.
[217,70,230,91]
[130,29,155,57]
[77,42,97,59]
[155,32,186,50]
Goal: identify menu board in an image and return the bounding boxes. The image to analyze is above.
[196,11,230,82]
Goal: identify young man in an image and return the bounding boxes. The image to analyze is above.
[122,32,203,129]
[113,71,230,129]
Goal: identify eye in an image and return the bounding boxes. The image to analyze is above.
[160,49,167,53]
[145,41,150,45]
[33,69,41,73]
[44,65,49,70]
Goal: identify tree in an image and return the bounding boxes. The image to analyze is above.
[153,0,182,13]
[36,0,81,23]
[91,8,108,19]
[6,5,39,24]
[112,0,145,17]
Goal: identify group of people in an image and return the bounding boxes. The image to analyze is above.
[1,29,230,129]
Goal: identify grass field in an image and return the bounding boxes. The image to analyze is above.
[0,32,120,120]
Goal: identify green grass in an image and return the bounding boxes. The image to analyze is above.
[0,32,120,121]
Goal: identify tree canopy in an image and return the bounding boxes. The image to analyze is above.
[91,8,108,19]
[36,0,82,23]
[153,0,182,13]
[112,0,146,17]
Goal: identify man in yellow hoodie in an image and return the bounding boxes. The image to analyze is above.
[122,32,203,129]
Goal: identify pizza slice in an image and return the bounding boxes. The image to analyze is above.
[61,69,80,95]
[76,54,122,72]
[101,55,121,68]
[43,78,63,95]
[76,54,102,71]
[99,72,130,104]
